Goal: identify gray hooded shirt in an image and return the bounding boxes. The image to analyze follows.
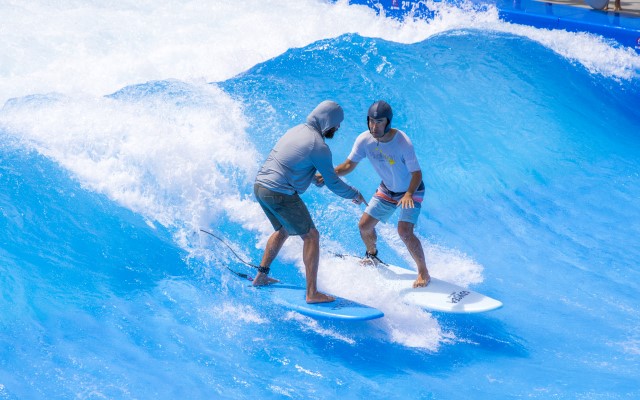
[255,101,358,199]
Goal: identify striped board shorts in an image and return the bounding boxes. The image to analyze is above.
[364,181,425,225]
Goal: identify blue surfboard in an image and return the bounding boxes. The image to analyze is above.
[252,282,384,321]
[198,229,382,321]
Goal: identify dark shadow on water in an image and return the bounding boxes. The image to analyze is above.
[259,306,529,377]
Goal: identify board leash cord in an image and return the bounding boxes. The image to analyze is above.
[200,229,386,278]
[199,228,258,280]
[329,251,388,267]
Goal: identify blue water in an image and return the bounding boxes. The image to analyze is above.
[2,3,640,399]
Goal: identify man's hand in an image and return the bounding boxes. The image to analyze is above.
[313,173,325,187]
[398,192,415,209]
[352,192,368,206]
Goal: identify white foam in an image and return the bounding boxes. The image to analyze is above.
[1,0,638,105]
[220,202,481,350]
[268,385,294,398]
[496,22,640,80]
[214,302,269,325]
[374,222,484,287]
[2,0,635,352]
[284,312,357,344]
[618,339,640,355]
[295,364,324,378]
[0,82,259,232]
[313,250,451,350]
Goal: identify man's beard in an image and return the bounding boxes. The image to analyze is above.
[324,127,337,139]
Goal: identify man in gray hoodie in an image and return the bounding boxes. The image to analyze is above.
[254,100,366,303]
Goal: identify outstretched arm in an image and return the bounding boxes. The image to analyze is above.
[312,148,361,201]
[314,159,359,186]
[335,159,358,176]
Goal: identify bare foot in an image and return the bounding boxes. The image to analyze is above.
[306,291,335,304]
[413,272,431,288]
[252,272,279,286]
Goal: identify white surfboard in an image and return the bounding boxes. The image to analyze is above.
[377,263,503,313]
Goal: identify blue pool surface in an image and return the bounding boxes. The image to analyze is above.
[1,1,640,399]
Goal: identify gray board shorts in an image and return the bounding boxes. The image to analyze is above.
[254,183,315,236]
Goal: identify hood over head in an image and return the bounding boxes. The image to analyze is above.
[306,100,344,136]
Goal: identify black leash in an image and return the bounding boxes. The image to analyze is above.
[199,229,386,278]
[329,251,388,267]
[199,228,258,280]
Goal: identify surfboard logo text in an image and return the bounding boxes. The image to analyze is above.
[448,290,470,304]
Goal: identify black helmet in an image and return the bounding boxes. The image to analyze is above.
[367,100,393,133]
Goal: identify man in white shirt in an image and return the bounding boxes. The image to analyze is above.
[324,100,431,288]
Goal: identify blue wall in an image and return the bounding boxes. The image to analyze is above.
[347,0,640,50]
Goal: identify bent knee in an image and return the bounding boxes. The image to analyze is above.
[397,223,415,240]
[301,227,320,241]
[358,216,377,232]
[276,227,290,239]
